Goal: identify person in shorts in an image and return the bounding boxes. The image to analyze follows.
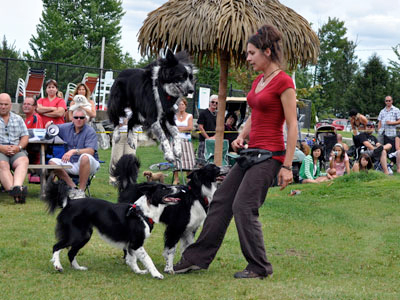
[0,93,29,203]
[48,108,100,199]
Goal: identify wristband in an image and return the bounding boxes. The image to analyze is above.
[281,165,293,171]
[18,145,22,152]
[75,149,80,155]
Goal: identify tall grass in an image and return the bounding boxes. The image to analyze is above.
[0,147,399,300]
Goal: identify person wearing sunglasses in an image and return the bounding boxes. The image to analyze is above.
[377,95,400,145]
[47,108,100,199]
[197,94,218,159]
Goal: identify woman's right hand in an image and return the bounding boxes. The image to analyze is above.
[232,136,245,152]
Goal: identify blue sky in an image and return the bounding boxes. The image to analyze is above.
[1,0,400,65]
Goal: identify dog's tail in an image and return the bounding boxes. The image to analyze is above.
[108,79,128,126]
[43,175,70,214]
[111,154,141,194]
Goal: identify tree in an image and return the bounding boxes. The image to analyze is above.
[0,36,26,95]
[316,17,359,116]
[388,44,400,101]
[349,54,389,116]
[28,0,130,70]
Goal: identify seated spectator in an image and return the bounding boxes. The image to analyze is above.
[0,93,29,203]
[23,96,44,129]
[299,144,333,183]
[358,122,392,174]
[23,96,44,182]
[48,108,100,199]
[327,143,350,178]
[349,108,368,136]
[352,153,373,173]
[68,83,96,122]
[336,133,349,152]
[36,79,67,125]
[224,112,238,152]
[394,132,400,173]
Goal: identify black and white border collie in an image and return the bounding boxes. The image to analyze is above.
[113,155,220,273]
[107,50,195,163]
[43,176,183,279]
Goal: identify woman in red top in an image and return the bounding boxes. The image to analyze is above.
[174,25,297,278]
[36,79,67,125]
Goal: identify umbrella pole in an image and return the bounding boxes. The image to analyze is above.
[214,50,230,166]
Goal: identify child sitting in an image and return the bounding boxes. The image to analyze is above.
[327,143,350,178]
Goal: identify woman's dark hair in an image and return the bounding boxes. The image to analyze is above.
[225,112,238,127]
[311,144,324,161]
[45,79,58,88]
[73,83,91,99]
[247,24,283,64]
[359,153,373,171]
[349,108,358,117]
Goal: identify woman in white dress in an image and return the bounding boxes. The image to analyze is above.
[173,98,196,184]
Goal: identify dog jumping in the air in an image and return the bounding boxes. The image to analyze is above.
[107,49,195,163]
[43,175,184,279]
[112,154,220,273]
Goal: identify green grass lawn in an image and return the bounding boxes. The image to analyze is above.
[1,146,399,300]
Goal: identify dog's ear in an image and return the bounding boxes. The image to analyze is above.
[136,182,158,195]
[165,49,178,67]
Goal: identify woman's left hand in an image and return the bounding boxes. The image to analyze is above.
[278,167,293,190]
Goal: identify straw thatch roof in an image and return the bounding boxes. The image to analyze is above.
[138,0,319,69]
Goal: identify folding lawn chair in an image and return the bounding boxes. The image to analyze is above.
[204,139,230,166]
[15,68,46,102]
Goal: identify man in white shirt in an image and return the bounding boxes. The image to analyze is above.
[377,95,400,144]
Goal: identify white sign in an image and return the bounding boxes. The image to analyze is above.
[198,87,211,109]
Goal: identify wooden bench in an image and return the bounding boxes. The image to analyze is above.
[28,164,72,199]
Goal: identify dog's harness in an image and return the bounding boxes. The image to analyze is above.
[126,204,154,231]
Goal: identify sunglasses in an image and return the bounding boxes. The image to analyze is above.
[385,100,392,102]
[211,101,218,104]
[73,116,86,120]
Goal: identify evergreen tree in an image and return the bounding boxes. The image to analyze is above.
[0,37,26,95]
[28,0,128,69]
[316,17,359,116]
[349,54,389,116]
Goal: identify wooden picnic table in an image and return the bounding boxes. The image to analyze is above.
[28,136,71,198]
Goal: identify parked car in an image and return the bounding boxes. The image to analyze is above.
[314,119,332,130]
[331,119,349,131]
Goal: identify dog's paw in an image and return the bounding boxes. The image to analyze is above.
[152,272,164,280]
[112,128,121,143]
[53,264,63,272]
[163,267,174,274]
[127,132,137,149]
[173,140,182,158]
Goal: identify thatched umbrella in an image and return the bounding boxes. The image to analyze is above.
[138,0,319,166]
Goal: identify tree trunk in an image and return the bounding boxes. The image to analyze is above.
[214,50,230,166]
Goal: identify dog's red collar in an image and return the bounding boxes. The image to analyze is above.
[130,204,154,226]
[203,197,209,207]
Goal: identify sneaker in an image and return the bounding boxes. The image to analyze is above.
[233,269,269,279]
[173,257,201,274]
[372,145,383,159]
[68,188,86,199]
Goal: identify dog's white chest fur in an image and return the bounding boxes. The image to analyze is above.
[187,201,207,230]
